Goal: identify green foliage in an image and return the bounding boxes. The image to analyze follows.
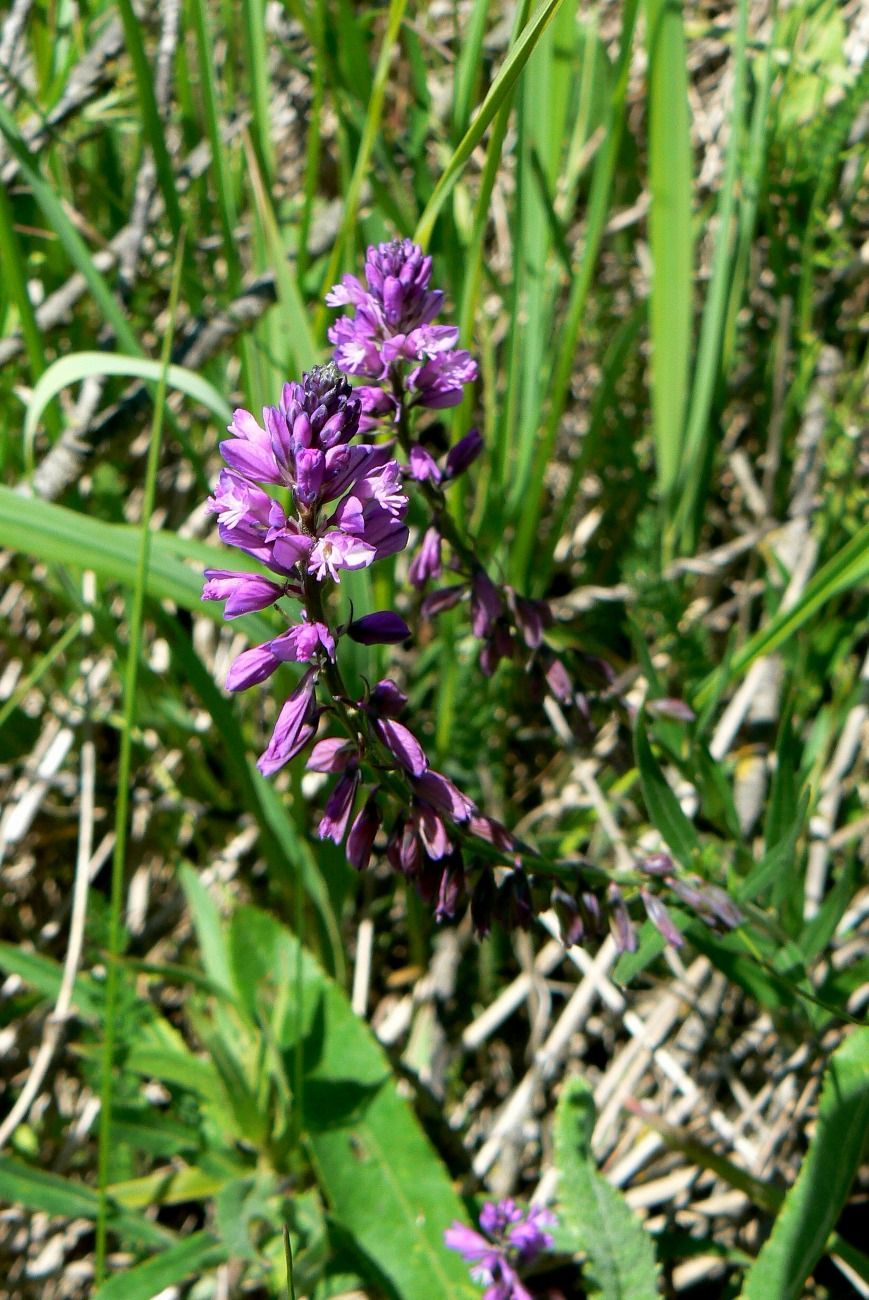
[554,1077,659,1299]
[740,1028,869,1300]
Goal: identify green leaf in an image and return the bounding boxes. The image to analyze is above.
[634,711,699,867]
[0,1157,170,1248]
[554,1077,659,1300]
[740,1028,869,1300]
[231,907,476,1299]
[93,1231,227,1300]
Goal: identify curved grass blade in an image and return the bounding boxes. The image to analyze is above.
[415,0,571,248]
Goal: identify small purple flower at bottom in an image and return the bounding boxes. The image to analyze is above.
[445,1200,555,1300]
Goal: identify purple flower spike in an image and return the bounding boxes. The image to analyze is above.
[375,717,427,777]
[257,669,318,776]
[415,770,475,824]
[409,349,477,409]
[318,767,360,844]
[346,795,381,871]
[347,611,410,645]
[202,569,285,618]
[421,584,467,619]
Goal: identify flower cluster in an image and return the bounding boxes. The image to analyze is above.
[202,364,410,774]
[445,1200,556,1300]
[327,238,477,428]
[202,243,742,954]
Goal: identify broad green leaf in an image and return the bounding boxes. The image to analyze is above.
[554,1077,659,1299]
[740,1027,869,1300]
[230,907,476,1299]
[23,351,231,465]
[634,711,699,867]
[93,1231,226,1299]
[179,864,234,997]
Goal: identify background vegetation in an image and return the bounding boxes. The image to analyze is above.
[0,0,867,1296]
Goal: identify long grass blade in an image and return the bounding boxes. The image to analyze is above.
[94,233,186,1284]
[645,0,693,532]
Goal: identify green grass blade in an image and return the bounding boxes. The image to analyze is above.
[94,236,186,1284]
[23,351,231,473]
[510,0,639,586]
[315,0,409,334]
[115,0,184,239]
[645,0,693,524]
[94,1232,227,1300]
[673,0,750,553]
[0,100,142,359]
[694,521,869,709]
[415,0,571,248]
[740,1028,869,1300]
[451,0,491,140]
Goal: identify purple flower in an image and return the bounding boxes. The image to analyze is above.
[347,611,410,645]
[444,427,483,480]
[327,240,476,416]
[226,641,281,692]
[408,526,442,589]
[607,882,637,954]
[307,738,357,773]
[201,569,285,618]
[308,530,377,582]
[446,1200,556,1300]
[374,717,427,777]
[271,617,335,662]
[318,767,360,844]
[257,668,318,776]
[641,889,684,948]
[346,794,381,871]
[408,349,477,409]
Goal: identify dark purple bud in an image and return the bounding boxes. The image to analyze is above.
[544,655,574,705]
[306,737,356,773]
[348,611,411,645]
[408,444,442,483]
[509,591,552,650]
[640,852,674,877]
[413,803,451,860]
[435,854,465,922]
[647,697,697,723]
[416,855,443,904]
[498,869,534,931]
[669,877,742,930]
[580,891,602,934]
[374,718,427,777]
[408,527,443,589]
[471,870,496,938]
[317,767,360,844]
[368,678,408,718]
[469,813,517,854]
[443,427,483,480]
[346,794,381,871]
[607,883,637,954]
[470,572,503,639]
[552,888,584,947]
[415,770,475,823]
[479,624,515,677]
[640,889,684,947]
[421,585,467,619]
